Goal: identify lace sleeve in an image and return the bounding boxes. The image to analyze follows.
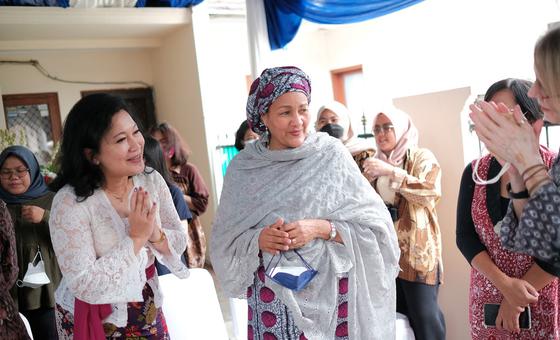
[49,189,144,304]
[147,173,189,277]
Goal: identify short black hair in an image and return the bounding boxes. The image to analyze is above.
[49,93,143,200]
[234,120,250,151]
[484,78,543,123]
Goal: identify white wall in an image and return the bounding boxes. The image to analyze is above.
[151,24,216,248]
[0,49,154,124]
[394,87,471,340]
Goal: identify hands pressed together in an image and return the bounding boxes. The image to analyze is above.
[258,218,334,255]
[470,101,543,176]
[127,187,163,253]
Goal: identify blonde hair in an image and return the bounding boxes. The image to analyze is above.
[535,27,560,109]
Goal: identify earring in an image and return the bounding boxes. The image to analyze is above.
[93,159,100,165]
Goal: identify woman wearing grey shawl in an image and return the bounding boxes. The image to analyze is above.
[210,66,400,339]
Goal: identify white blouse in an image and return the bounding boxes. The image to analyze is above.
[49,169,189,327]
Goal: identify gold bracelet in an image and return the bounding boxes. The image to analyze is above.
[149,229,166,245]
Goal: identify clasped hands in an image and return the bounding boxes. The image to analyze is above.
[496,277,539,334]
[258,218,323,255]
[127,187,163,251]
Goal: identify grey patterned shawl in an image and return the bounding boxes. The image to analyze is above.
[210,132,400,339]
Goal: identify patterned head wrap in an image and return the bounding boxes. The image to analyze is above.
[246,66,311,134]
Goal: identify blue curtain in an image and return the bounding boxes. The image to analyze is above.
[264,0,424,50]
[136,0,202,8]
[0,0,67,6]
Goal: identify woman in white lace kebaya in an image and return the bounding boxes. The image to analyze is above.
[48,93,188,339]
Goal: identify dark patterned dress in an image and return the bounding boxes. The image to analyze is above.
[469,154,560,339]
[56,282,169,340]
[0,200,30,340]
[247,265,349,340]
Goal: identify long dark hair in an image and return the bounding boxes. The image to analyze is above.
[149,122,191,167]
[143,136,173,186]
[49,93,142,200]
[484,78,543,123]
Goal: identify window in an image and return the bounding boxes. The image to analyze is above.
[2,92,62,164]
[330,65,372,138]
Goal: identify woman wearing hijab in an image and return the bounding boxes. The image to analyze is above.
[363,108,445,340]
[0,145,61,340]
[210,66,400,339]
[0,199,30,340]
[315,101,376,173]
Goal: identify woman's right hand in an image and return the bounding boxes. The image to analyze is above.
[498,277,539,308]
[258,218,291,255]
[128,187,157,253]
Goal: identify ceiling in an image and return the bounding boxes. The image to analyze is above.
[0,7,192,50]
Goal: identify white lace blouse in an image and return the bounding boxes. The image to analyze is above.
[49,169,189,327]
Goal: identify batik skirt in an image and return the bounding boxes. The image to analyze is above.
[55,282,169,339]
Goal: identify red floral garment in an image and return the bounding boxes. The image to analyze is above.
[469,154,560,339]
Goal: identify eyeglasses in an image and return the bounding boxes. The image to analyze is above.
[0,167,30,179]
[373,123,395,135]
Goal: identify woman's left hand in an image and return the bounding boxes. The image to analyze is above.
[363,158,394,179]
[282,219,324,249]
[21,205,45,223]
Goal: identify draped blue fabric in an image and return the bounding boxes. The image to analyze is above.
[0,0,67,6]
[264,0,425,50]
[135,0,202,7]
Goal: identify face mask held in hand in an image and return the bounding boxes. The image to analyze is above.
[265,249,318,292]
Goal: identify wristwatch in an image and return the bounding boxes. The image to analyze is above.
[328,220,337,241]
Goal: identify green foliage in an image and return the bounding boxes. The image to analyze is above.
[0,128,26,151]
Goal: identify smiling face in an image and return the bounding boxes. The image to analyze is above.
[374,114,397,155]
[95,110,145,179]
[0,156,31,195]
[261,92,310,150]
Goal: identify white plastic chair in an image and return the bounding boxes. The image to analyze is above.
[396,312,416,340]
[159,268,228,340]
[228,297,248,340]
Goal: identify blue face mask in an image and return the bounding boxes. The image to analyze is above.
[265,250,318,292]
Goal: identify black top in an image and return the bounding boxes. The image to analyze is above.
[456,158,560,276]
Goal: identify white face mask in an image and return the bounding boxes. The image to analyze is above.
[16,248,50,289]
[472,158,510,185]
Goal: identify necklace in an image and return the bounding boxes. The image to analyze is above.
[104,179,131,203]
